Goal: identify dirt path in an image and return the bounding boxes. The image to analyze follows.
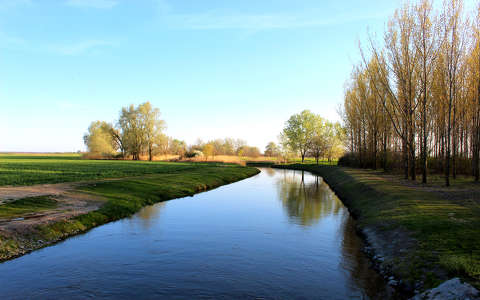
[0,182,105,234]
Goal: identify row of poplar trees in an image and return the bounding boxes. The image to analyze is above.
[342,0,480,186]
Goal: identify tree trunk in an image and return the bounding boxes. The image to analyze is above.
[410,147,416,181]
[383,130,388,171]
[410,130,416,181]
[475,127,480,181]
[446,103,452,187]
[452,104,457,179]
[403,137,409,180]
[373,131,377,170]
[476,67,480,181]
[422,94,427,184]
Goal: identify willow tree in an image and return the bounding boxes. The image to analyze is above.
[138,102,166,161]
[119,105,144,160]
[83,121,117,156]
[118,102,165,160]
[265,142,280,157]
[308,117,327,164]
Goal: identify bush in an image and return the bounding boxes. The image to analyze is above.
[185,150,203,158]
[338,151,401,170]
[339,151,475,176]
[440,255,480,280]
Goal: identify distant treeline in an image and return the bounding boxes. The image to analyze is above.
[341,0,480,185]
[83,102,262,160]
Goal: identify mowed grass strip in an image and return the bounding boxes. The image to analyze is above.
[272,164,480,289]
[0,154,221,186]
[0,196,57,219]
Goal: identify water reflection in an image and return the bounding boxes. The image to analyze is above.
[0,168,395,299]
[276,169,342,226]
[275,168,393,298]
[340,214,392,299]
[264,167,276,177]
[135,202,165,229]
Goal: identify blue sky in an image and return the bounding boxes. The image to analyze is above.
[0,0,476,152]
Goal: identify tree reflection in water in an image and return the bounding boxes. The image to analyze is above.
[276,169,342,226]
[275,168,394,298]
[339,215,393,298]
[135,202,166,229]
[264,167,276,177]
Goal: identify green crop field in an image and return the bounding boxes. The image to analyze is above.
[0,153,232,186]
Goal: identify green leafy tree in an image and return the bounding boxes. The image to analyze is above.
[119,104,143,160]
[264,142,280,157]
[169,139,187,158]
[83,121,117,157]
[152,133,169,156]
[138,102,166,161]
[118,102,165,161]
[282,110,319,163]
[323,122,345,163]
[309,117,327,164]
[203,143,215,160]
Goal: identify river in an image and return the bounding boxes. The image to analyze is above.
[0,168,392,299]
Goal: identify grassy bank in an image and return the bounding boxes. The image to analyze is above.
[0,155,260,261]
[272,164,480,291]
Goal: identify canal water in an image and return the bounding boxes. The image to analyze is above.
[0,168,391,299]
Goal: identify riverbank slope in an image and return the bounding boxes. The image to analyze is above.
[272,164,480,295]
[0,162,259,262]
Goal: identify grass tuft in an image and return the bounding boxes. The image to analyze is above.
[0,196,57,219]
[441,255,480,280]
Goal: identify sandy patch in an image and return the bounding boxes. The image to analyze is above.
[0,182,104,234]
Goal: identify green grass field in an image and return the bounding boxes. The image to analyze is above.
[0,153,239,186]
[273,164,480,290]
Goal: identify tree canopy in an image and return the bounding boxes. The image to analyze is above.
[84,101,167,160]
[280,110,345,163]
[342,0,480,185]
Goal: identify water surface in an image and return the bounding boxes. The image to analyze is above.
[0,168,391,299]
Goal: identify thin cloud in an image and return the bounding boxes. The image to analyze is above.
[65,0,117,9]
[0,31,27,48]
[0,0,32,10]
[0,33,117,55]
[156,6,391,30]
[46,39,116,55]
